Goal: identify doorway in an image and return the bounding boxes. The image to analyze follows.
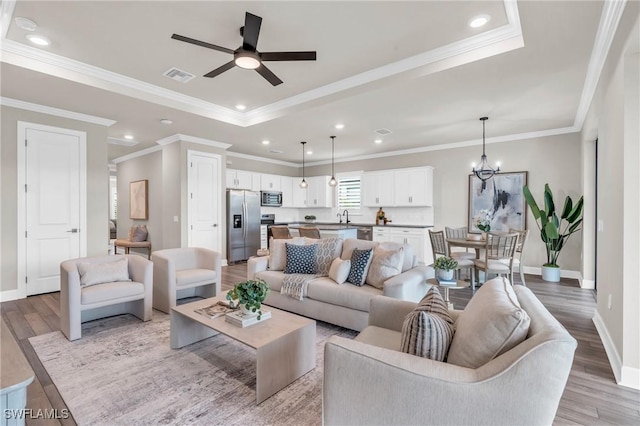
[187,150,222,252]
[17,122,87,296]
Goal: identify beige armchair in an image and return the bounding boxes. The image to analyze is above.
[323,285,577,425]
[60,255,153,341]
[151,247,222,314]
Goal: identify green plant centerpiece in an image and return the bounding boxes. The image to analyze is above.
[304,215,316,222]
[226,278,270,320]
[523,183,583,281]
[433,256,458,281]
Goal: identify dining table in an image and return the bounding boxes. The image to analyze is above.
[446,237,486,259]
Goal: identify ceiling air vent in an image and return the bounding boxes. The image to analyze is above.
[163,67,196,83]
[375,128,392,135]
[269,150,283,154]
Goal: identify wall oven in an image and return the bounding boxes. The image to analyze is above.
[260,191,282,207]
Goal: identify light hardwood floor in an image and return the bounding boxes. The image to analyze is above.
[1,264,639,425]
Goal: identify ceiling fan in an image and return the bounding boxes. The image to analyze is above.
[171,12,317,86]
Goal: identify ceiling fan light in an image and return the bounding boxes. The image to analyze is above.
[235,52,260,69]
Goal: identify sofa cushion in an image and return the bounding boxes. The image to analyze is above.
[315,238,344,276]
[307,278,380,312]
[81,281,144,305]
[366,246,404,289]
[355,326,402,351]
[269,237,305,271]
[400,287,454,361]
[176,269,217,287]
[347,248,374,286]
[77,257,130,287]
[255,270,286,293]
[341,238,379,261]
[329,258,351,284]
[284,243,318,274]
[380,241,416,272]
[447,277,531,368]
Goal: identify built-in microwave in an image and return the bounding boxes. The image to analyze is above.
[260,191,282,207]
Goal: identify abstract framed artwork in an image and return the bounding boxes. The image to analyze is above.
[468,172,528,233]
[129,179,148,220]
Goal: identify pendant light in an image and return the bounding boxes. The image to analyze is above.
[299,141,308,189]
[472,116,500,190]
[328,136,337,187]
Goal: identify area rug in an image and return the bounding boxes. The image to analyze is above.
[28,312,357,426]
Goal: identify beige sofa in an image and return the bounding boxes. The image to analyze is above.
[247,238,432,331]
[323,279,577,425]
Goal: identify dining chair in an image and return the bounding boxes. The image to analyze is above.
[444,226,476,260]
[503,228,530,286]
[298,226,321,239]
[473,232,519,291]
[429,229,473,281]
[270,226,292,239]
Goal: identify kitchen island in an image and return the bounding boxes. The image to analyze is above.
[288,223,358,240]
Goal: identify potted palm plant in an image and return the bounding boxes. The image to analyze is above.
[522,183,583,282]
[433,256,458,281]
[226,278,270,320]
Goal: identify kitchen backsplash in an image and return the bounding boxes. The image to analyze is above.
[261,205,433,226]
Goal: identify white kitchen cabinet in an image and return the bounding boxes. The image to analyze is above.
[226,169,253,190]
[280,176,293,207]
[260,174,281,191]
[362,171,394,207]
[251,173,261,192]
[372,226,432,265]
[306,176,334,208]
[393,167,433,206]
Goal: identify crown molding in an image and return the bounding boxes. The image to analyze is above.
[227,151,299,168]
[108,137,138,147]
[156,133,232,150]
[0,96,116,126]
[573,0,628,130]
[111,145,162,164]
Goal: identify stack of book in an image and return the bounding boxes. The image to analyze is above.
[225,309,272,327]
[194,301,236,319]
[437,278,458,286]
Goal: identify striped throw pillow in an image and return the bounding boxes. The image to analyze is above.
[400,287,454,361]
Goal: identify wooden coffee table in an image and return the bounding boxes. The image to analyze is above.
[170,296,316,404]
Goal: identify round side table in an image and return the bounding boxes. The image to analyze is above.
[427,278,470,310]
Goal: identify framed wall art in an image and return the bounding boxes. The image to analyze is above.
[129,179,148,220]
[468,172,527,233]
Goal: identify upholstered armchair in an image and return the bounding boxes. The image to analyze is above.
[60,255,153,341]
[151,247,222,314]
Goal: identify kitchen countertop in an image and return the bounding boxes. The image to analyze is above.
[276,221,433,229]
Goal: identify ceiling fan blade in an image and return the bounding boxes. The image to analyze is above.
[171,34,234,55]
[256,64,283,86]
[260,51,317,61]
[204,61,236,78]
[242,12,262,51]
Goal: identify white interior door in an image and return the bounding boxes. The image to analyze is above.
[23,126,84,295]
[188,151,221,251]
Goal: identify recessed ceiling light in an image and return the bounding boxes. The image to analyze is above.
[307,150,313,155]
[374,139,382,144]
[25,33,50,46]
[15,17,37,31]
[469,14,490,28]
[236,104,246,110]
[124,134,134,140]
[334,123,345,130]
[262,140,270,145]
[160,119,173,125]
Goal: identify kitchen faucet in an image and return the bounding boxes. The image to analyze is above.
[337,213,343,224]
[342,209,350,224]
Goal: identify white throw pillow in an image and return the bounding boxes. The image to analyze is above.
[447,277,530,368]
[366,246,404,289]
[328,258,351,284]
[268,237,305,271]
[77,257,130,287]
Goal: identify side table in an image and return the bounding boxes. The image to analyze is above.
[427,278,470,310]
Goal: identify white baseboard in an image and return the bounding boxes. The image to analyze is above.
[0,288,24,302]
[222,259,228,267]
[522,266,585,286]
[593,312,640,389]
[581,279,596,289]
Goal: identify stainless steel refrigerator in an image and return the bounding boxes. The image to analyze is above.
[227,190,261,263]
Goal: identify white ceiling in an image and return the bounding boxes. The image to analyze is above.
[0,1,610,164]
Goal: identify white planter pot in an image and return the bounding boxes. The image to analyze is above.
[436,269,454,281]
[541,265,561,282]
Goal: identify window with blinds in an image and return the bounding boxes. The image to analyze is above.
[338,176,361,210]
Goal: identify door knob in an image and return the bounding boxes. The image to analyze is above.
[212,224,218,227]
[66,228,78,233]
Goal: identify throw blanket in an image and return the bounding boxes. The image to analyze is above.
[281,274,322,301]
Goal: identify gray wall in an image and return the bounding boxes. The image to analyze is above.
[1,106,109,292]
[226,155,298,176]
[581,4,639,384]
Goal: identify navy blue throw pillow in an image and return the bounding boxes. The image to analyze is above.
[347,248,374,286]
[284,243,318,274]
